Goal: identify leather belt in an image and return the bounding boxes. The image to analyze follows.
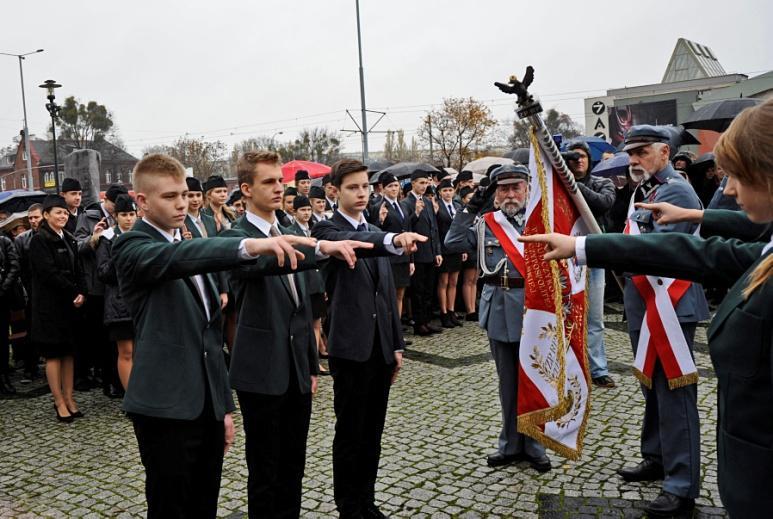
[482,275,524,289]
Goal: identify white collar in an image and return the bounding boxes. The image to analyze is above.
[142,217,181,243]
[384,195,399,204]
[336,209,365,230]
[245,209,275,236]
[297,221,310,231]
[411,191,421,200]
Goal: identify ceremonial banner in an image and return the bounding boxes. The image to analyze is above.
[516,129,591,460]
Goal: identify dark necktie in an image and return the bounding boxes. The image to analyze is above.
[357,223,367,232]
[174,236,211,319]
[269,224,300,306]
[447,203,455,217]
[392,201,404,221]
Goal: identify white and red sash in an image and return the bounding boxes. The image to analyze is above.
[624,196,698,389]
[483,210,526,277]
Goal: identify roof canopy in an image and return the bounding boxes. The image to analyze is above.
[662,38,726,83]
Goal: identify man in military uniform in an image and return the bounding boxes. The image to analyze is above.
[445,164,551,473]
[615,125,709,516]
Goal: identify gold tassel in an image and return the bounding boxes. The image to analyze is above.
[632,367,653,389]
[668,372,699,390]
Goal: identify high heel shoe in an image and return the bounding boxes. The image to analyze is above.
[67,407,84,418]
[54,404,74,423]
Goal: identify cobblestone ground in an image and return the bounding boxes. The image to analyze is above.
[0,304,725,518]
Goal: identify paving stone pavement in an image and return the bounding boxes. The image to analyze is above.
[0,305,725,518]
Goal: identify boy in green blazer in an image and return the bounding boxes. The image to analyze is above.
[113,154,314,519]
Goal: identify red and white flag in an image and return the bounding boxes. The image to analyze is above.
[516,131,591,460]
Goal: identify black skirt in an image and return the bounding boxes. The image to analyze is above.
[391,262,411,288]
[439,253,463,273]
[310,293,327,320]
[39,342,74,359]
[108,321,135,342]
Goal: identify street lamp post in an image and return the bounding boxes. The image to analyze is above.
[39,79,62,193]
[0,49,44,191]
[270,131,284,149]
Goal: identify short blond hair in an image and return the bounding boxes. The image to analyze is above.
[237,151,282,188]
[133,154,187,193]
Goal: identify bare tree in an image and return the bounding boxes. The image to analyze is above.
[508,108,583,149]
[418,98,496,170]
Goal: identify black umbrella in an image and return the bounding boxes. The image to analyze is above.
[0,190,47,214]
[379,162,439,179]
[502,148,530,164]
[682,98,762,133]
[662,125,700,158]
[364,158,394,174]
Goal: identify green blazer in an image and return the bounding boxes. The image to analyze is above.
[585,220,771,517]
[221,218,320,395]
[113,219,249,421]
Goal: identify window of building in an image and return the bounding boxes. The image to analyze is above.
[21,176,27,189]
[116,170,122,183]
[1,178,6,191]
[58,169,64,184]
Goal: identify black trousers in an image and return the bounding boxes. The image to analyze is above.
[410,261,434,325]
[237,370,312,519]
[0,299,10,374]
[329,342,393,517]
[131,406,225,519]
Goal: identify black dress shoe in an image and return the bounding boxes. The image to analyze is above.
[645,491,695,517]
[362,503,388,519]
[486,451,521,467]
[426,323,443,333]
[449,313,463,327]
[414,325,432,336]
[68,409,85,418]
[465,312,478,321]
[54,405,74,423]
[617,459,664,482]
[440,313,455,328]
[592,375,616,388]
[523,453,552,473]
[403,340,412,347]
[1,374,16,394]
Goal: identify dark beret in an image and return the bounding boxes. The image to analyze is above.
[284,186,298,197]
[60,177,82,193]
[457,170,474,182]
[435,169,450,181]
[203,175,227,192]
[308,185,326,199]
[227,189,242,205]
[105,183,129,203]
[293,195,311,210]
[114,194,137,214]
[437,179,454,190]
[410,169,431,181]
[42,194,68,212]
[379,172,399,187]
[186,176,203,192]
[459,186,475,199]
[321,174,332,186]
[484,164,501,177]
[295,170,310,182]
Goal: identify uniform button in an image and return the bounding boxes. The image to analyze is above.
[372,313,377,319]
[290,335,294,342]
[204,351,208,358]
[657,279,663,286]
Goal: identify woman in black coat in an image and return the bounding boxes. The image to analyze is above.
[29,195,87,423]
[95,194,137,390]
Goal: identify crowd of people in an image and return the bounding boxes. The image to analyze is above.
[0,98,770,519]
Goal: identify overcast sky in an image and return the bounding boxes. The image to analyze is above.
[1,0,770,159]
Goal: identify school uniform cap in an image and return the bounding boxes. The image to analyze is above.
[186,176,203,192]
[308,185,326,199]
[379,172,399,187]
[410,169,432,181]
[42,194,68,212]
[203,175,227,192]
[105,183,129,202]
[114,194,137,214]
[293,195,311,210]
[60,178,82,193]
